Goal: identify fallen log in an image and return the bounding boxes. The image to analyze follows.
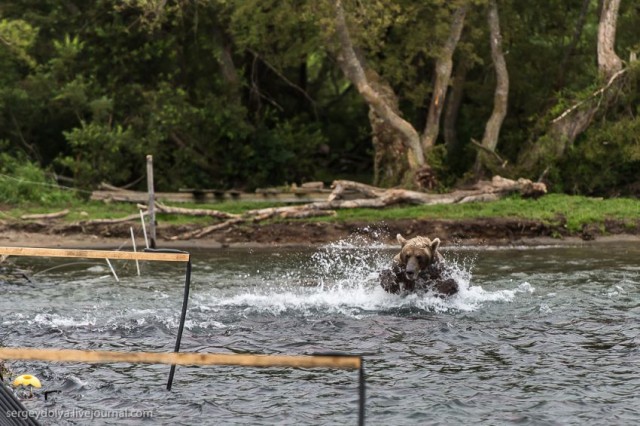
[170,205,337,240]
[280,209,337,219]
[172,218,246,240]
[328,176,546,206]
[154,202,240,219]
[245,205,337,221]
[21,209,70,220]
[163,175,546,240]
[79,212,145,225]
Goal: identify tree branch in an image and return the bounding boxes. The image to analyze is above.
[421,5,467,150]
[249,48,318,118]
[332,0,424,167]
[470,138,507,167]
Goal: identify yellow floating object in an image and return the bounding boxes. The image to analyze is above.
[13,374,42,388]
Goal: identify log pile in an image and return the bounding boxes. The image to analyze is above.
[162,175,546,239]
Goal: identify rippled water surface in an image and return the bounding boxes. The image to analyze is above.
[2,238,639,425]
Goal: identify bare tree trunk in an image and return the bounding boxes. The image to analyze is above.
[332,0,425,176]
[421,5,467,151]
[597,0,623,80]
[518,0,624,173]
[215,32,240,89]
[474,0,509,175]
[368,70,412,187]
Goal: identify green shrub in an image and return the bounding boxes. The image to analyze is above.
[559,116,640,196]
[57,122,138,189]
[0,151,76,205]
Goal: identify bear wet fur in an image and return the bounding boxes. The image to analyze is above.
[380,234,458,296]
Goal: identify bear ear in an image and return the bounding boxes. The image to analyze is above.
[430,238,441,251]
[397,234,407,247]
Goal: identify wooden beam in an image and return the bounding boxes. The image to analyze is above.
[0,347,361,370]
[0,247,190,263]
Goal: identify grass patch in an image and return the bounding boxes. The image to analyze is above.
[3,194,639,234]
[314,194,640,233]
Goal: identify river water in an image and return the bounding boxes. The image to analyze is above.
[1,237,639,425]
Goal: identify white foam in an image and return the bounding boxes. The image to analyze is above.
[196,239,533,316]
[33,313,97,328]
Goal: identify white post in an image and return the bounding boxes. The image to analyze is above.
[139,209,149,249]
[105,259,119,282]
[146,155,157,248]
[130,226,141,276]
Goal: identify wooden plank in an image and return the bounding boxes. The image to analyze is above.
[0,347,361,369]
[0,247,189,263]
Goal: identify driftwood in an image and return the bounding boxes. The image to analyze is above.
[21,209,70,220]
[165,175,545,240]
[174,218,246,240]
[79,212,146,225]
[328,176,546,206]
[154,202,240,219]
[168,204,337,240]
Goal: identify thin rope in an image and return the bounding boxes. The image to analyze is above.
[0,173,91,195]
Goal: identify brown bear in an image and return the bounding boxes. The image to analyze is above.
[379,234,458,296]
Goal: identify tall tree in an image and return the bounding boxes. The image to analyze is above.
[597,0,623,80]
[332,0,425,186]
[330,0,475,188]
[518,0,626,174]
[474,0,509,176]
[443,57,469,157]
[421,5,467,151]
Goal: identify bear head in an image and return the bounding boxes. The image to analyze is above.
[393,234,441,281]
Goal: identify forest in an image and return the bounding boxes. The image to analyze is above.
[0,0,639,197]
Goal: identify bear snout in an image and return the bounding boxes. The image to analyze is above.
[404,258,420,280]
[404,269,416,280]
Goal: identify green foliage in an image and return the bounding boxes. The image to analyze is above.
[0,0,638,195]
[0,18,38,69]
[554,64,640,196]
[0,150,75,205]
[559,116,640,196]
[426,145,456,191]
[243,117,326,188]
[58,122,138,189]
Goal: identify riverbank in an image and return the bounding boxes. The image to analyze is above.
[1,217,639,249]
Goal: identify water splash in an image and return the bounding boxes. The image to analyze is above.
[33,313,97,328]
[197,235,530,316]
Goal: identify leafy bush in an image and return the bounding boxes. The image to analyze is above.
[241,117,326,189]
[57,122,138,189]
[559,116,640,195]
[0,151,76,205]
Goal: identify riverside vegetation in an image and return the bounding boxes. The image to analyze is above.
[1,162,638,243]
[1,1,639,195]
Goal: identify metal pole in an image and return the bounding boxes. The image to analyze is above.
[167,257,192,390]
[146,155,157,248]
[359,359,366,426]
